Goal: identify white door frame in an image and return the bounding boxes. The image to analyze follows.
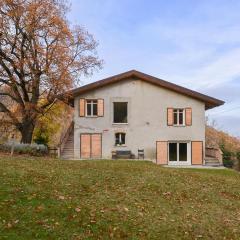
[168,141,191,165]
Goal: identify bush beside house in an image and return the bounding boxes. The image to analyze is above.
[0,142,48,156]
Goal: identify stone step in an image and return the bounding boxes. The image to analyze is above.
[60,131,74,159]
[205,156,222,166]
[62,148,74,151]
[62,151,74,154]
[63,146,73,149]
[205,163,222,167]
[205,159,219,163]
[205,157,219,161]
[205,156,218,160]
[61,156,74,160]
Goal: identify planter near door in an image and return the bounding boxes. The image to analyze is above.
[80,133,102,159]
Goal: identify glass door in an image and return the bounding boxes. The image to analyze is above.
[168,142,191,165]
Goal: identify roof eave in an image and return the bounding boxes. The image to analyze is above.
[64,70,225,110]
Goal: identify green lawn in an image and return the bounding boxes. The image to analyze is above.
[0,155,240,240]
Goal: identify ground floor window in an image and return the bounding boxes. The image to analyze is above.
[115,133,126,146]
[169,142,188,162]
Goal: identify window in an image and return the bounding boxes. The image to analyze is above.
[179,143,187,161]
[169,142,188,162]
[169,143,177,161]
[173,109,185,126]
[86,100,98,117]
[115,133,126,146]
[113,102,128,123]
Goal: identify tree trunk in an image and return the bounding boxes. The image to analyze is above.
[20,122,35,144]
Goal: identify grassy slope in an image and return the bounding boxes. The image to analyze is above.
[0,156,240,240]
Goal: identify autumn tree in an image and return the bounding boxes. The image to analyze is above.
[0,0,102,143]
[33,101,73,146]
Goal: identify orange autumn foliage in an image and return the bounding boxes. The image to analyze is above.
[0,0,102,143]
[206,125,240,153]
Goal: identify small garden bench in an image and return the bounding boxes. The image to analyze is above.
[112,150,135,159]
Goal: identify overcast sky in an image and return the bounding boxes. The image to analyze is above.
[68,0,240,137]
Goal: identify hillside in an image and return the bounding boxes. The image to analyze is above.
[1,156,240,239]
[206,125,240,152]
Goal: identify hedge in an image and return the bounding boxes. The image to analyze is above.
[0,142,48,156]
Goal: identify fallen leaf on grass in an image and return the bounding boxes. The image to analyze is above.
[6,223,12,229]
[35,205,44,212]
[138,212,144,217]
[162,192,171,196]
[123,207,129,212]
[75,208,81,212]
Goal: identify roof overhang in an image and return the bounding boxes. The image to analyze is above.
[65,70,225,110]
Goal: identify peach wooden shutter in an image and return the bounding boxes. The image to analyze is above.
[185,108,192,126]
[167,108,173,126]
[79,99,85,117]
[91,134,102,158]
[80,134,91,158]
[156,141,168,165]
[97,99,104,117]
[192,141,203,165]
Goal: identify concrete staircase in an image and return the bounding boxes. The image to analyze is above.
[60,128,74,160]
[205,147,223,167]
[205,157,222,167]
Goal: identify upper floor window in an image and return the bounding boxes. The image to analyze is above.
[115,132,126,146]
[173,109,185,126]
[86,100,98,117]
[113,102,128,123]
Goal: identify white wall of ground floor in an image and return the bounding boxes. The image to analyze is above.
[73,125,205,163]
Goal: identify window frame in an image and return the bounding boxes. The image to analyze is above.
[115,132,126,146]
[85,99,98,117]
[113,102,128,124]
[173,108,185,126]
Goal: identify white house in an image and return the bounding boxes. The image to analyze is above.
[60,70,224,166]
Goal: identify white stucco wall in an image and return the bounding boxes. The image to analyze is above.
[73,78,205,160]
